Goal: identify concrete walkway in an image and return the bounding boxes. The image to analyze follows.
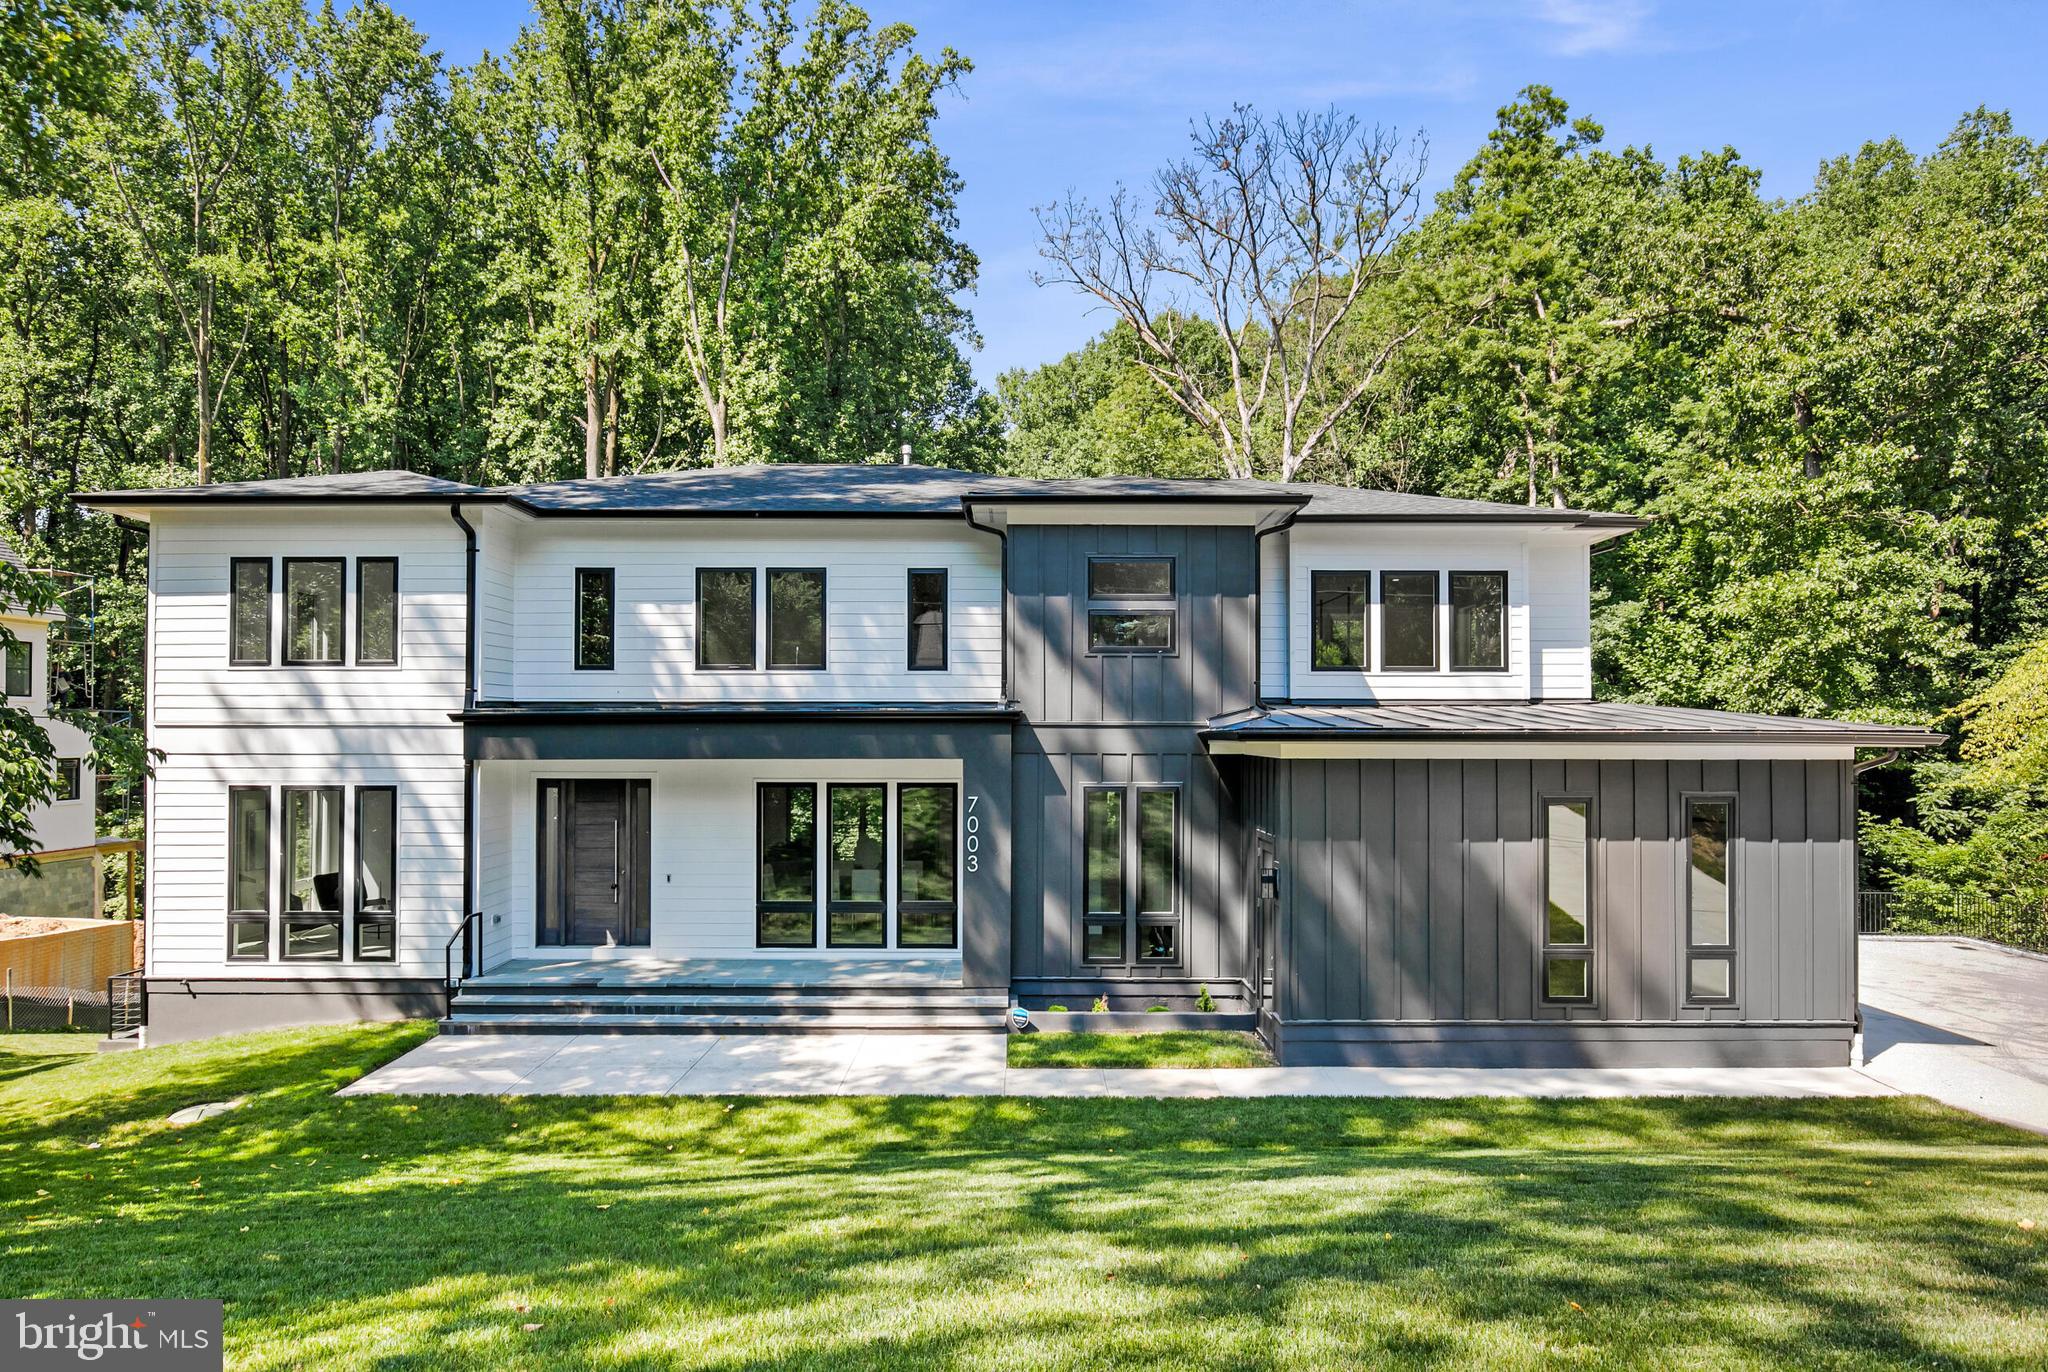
[1858,935,2048,1134]
[340,1030,1887,1100]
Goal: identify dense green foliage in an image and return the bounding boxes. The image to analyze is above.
[4,1023,2046,1367]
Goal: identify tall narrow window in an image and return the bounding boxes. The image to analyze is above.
[1543,798,1593,1001]
[53,758,80,802]
[1687,798,1735,1002]
[827,784,887,947]
[355,787,397,961]
[227,787,271,960]
[1087,556,1175,654]
[1449,571,1507,671]
[283,558,345,666]
[230,557,271,666]
[575,568,614,670]
[767,568,826,669]
[757,783,817,948]
[897,784,957,948]
[357,558,399,666]
[282,786,344,960]
[1082,788,1124,962]
[1311,571,1367,670]
[697,568,756,669]
[1136,788,1180,962]
[1380,571,1439,671]
[907,569,948,671]
[1,639,27,697]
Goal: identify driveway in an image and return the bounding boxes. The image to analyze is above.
[1858,936,2048,1134]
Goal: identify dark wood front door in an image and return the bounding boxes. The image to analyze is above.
[538,779,651,947]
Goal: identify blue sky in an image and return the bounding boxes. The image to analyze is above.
[391,0,2048,384]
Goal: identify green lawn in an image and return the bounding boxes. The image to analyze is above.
[1009,1030,1273,1068]
[3,1026,2046,1370]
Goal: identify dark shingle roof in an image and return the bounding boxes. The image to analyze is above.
[1205,702,1945,748]
[73,463,1643,528]
[0,529,23,573]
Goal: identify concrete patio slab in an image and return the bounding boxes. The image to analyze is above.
[1858,936,2048,1135]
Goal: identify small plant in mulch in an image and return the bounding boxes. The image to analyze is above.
[1196,984,1217,1012]
[1046,1004,1069,1013]
[1091,994,1110,1013]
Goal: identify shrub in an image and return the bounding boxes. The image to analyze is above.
[1091,994,1110,1013]
[1196,983,1217,1012]
[1046,1004,1068,1013]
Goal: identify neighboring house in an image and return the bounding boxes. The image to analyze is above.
[78,466,1942,1063]
[0,531,99,921]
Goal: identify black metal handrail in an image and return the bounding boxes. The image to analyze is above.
[107,969,146,1038]
[443,911,483,1013]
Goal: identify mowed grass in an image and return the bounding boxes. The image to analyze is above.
[1009,1030,1273,1068]
[3,1026,2047,1370]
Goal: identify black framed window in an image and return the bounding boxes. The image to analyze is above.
[826,784,887,947]
[757,782,817,947]
[697,568,756,669]
[1311,571,1367,670]
[1086,556,1175,655]
[52,758,81,802]
[575,568,614,670]
[767,568,826,669]
[282,558,345,666]
[1088,558,1173,598]
[1686,797,1735,1003]
[354,787,397,961]
[1542,797,1593,1002]
[907,569,948,671]
[1450,571,1507,671]
[229,557,271,666]
[897,784,957,948]
[227,786,271,961]
[1380,570,1439,671]
[1082,788,1124,962]
[1,640,27,698]
[282,786,344,960]
[1136,787,1180,963]
[356,558,399,666]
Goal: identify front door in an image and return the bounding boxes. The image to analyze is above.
[1250,831,1278,1017]
[538,779,651,947]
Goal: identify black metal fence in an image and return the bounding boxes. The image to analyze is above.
[1858,890,2048,955]
[1,982,112,1033]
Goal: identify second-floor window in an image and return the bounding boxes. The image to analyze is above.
[2,638,29,697]
[1311,571,1367,670]
[907,569,947,671]
[697,568,756,669]
[283,558,345,666]
[1450,571,1506,671]
[768,569,826,669]
[53,758,81,801]
[357,559,399,666]
[1087,556,1175,653]
[575,568,614,669]
[230,558,272,666]
[1380,571,1439,671]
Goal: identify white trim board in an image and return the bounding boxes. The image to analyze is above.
[1206,740,1859,761]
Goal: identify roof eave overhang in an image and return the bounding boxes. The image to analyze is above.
[1287,512,1649,531]
[457,702,1023,724]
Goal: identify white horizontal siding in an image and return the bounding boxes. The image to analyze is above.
[146,508,467,728]
[1284,525,1537,703]
[478,757,962,964]
[505,520,1002,703]
[144,725,464,979]
[8,611,97,852]
[1528,540,1593,700]
[1258,530,1289,699]
[476,507,517,700]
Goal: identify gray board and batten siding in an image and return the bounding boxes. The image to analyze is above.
[1008,524,1257,990]
[1235,754,1859,1066]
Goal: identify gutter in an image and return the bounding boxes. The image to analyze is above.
[449,502,479,941]
[960,504,1012,705]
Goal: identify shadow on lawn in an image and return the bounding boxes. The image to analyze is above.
[1,1070,2044,1368]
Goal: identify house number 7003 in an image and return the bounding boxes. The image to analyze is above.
[965,794,980,873]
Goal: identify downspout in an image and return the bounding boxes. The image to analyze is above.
[449,503,479,965]
[961,501,1010,704]
[1251,508,1301,706]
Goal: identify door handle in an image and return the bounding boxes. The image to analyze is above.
[611,819,622,902]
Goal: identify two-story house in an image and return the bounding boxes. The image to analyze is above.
[79,465,1941,1065]
[0,531,100,920]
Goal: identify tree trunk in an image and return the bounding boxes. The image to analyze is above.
[709,398,728,465]
[194,331,212,486]
[582,352,602,479]
[1793,390,1822,479]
